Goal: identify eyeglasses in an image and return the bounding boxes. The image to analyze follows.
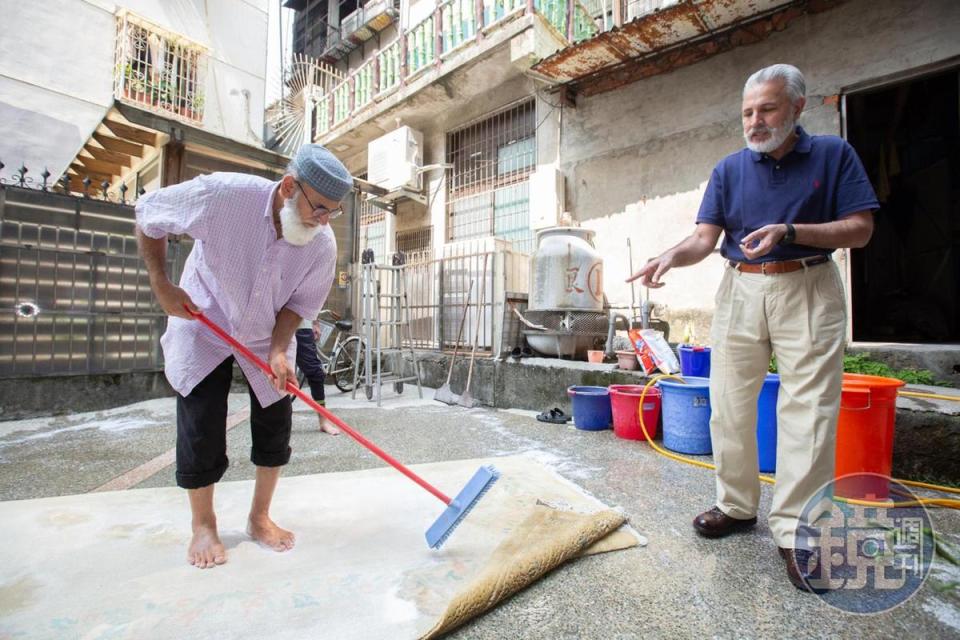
[295,181,343,220]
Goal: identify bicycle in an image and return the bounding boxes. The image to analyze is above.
[296,309,366,393]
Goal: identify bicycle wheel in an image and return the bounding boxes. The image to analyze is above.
[333,336,365,392]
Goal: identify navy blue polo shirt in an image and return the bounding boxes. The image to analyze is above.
[696,126,879,262]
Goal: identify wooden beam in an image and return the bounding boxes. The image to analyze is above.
[115,102,289,171]
[70,164,113,185]
[161,140,185,187]
[76,156,123,177]
[62,174,97,194]
[102,119,158,146]
[93,132,144,158]
[84,145,132,168]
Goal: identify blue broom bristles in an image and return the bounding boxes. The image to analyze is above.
[425,465,500,549]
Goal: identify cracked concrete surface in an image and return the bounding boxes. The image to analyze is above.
[1,386,958,638]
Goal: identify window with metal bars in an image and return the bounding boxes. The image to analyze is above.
[396,226,432,263]
[446,99,536,254]
[114,12,207,124]
[356,175,387,263]
[292,0,331,58]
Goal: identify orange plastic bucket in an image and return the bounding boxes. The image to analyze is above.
[609,385,661,441]
[834,373,905,499]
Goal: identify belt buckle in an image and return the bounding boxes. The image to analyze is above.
[761,262,768,275]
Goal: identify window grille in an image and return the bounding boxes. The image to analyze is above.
[396,226,432,263]
[293,0,331,57]
[114,11,207,124]
[357,176,387,263]
[446,99,536,254]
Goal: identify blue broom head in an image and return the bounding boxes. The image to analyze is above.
[425,465,500,549]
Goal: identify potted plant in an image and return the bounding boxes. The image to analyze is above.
[188,92,205,120]
[122,63,147,98]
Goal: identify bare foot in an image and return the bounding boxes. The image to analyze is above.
[188,522,226,569]
[319,416,340,435]
[247,515,296,552]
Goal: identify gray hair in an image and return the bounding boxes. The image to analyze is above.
[743,64,806,104]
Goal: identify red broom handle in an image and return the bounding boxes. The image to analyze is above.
[188,309,451,505]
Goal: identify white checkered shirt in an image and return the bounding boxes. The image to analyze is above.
[136,172,336,406]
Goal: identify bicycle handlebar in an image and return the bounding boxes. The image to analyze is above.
[317,309,342,321]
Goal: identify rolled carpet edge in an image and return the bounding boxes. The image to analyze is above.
[421,506,631,639]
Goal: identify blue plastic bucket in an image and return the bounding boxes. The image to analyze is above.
[567,385,612,431]
[756,374,780,473]
[678,346,711,377]
[659,376,712,454]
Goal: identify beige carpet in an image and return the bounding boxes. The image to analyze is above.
[0,456,642,639]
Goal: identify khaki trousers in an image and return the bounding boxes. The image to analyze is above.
[708,259,846,548]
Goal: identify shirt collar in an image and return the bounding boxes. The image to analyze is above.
[794,126,812,153]
[750,126,812,162]
[265,182,281,218]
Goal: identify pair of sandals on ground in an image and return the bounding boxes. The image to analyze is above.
[536,407,572,424]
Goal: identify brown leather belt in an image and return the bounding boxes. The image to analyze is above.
[729,255,829,275]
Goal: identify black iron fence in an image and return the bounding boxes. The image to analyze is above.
[0,164,187,379]
[0,160,144,203]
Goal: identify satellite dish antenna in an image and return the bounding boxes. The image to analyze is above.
[267,53,343,155]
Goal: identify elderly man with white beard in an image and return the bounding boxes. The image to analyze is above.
[135,144,351,569]
[627,64,877,592]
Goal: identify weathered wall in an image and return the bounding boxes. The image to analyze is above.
[560,0,960,341]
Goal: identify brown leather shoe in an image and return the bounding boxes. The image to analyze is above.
[778,547,829,594]
[692,506,758,538]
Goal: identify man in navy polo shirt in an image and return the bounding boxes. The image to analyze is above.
[627,64,877,592]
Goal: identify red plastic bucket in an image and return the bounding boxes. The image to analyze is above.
[609,385,661,441]
[834,373,905,499]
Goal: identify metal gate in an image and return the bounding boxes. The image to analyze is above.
[0,184,189,378]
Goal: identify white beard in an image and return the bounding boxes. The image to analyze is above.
[279,194,321,246]
[744,113,796,154]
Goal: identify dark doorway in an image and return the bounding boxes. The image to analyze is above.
[846,68,960,343]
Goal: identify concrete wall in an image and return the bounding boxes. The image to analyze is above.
[0,0,270,181]
[0,372,174,421]
[560,0,960,341]
[0,0,114,180]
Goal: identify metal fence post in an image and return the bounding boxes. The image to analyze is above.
[437,259,445,350]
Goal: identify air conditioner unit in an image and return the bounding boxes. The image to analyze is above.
[363,0,388,21]
[368,126,423,192]
[340,8,362,36]
[528,165,565,230]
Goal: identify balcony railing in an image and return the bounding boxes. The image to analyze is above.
[113,10,208,125]
[313,0,605,138]
[439,0,477,55]
[406,15,437,75]
[321,0,400,61]
[378,41,403,94]
[484,0,527,28]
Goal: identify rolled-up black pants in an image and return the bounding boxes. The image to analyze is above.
[176,356,292,489]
